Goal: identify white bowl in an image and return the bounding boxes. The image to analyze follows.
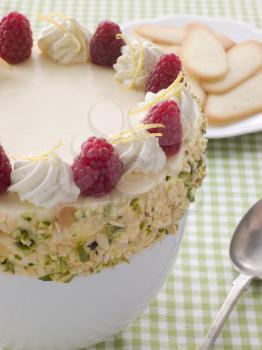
[0,215,186,350]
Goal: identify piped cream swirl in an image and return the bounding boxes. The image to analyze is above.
[8,156,80,208]
[115,134,166,195]
[113,40,163,88]
[115,134,166,174]
[37,17,91,64]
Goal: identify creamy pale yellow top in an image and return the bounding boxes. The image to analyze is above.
[0,48,144,163]
[0,48,145,209]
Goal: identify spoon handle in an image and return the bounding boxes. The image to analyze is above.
[199,273,253,350]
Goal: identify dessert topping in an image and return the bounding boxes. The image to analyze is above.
[72,137,123,196]
[37,13,91,64]
[113,38,163,89]
[0,11,33,64]
[108,125,166,196]
[89,20,125,66]
[114,130,166,174]
[145,53,182,93]
[143,100,182,156]
[129,71,184,114]
[9,152,79,208]
[140,84,199,144]
[109,123,164,145]
[0,144,12,193]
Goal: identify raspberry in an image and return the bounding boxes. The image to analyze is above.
[72,137,123,196]
[0,144,12,193]
[0,11,33,64]
[89,20,124,66]
[145,53,182,93]
[143,100,182,156]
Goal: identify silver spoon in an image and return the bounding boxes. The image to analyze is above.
[199,199,262,350]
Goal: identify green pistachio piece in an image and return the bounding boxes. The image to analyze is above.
[179,171,189,179]
[36,229,51,240]
[103,204,112,217]
[20,230,33,247]
[76,245,90,262]
[130,198,142,214]
[2,260,15,273]
[146,226,152,236]
[39,274,53,282]
[11,228,23,240]
[12,228,34,247]
[37,223,50,230]
[104,224,125,239]
[39,273,74,283]
[44,255,53,266]
[187,188,196,202]
[14,254,22,261]
[188,157,195,168]
[58,257,68,273]
[15,241,35,251]
[42,220,51,226]
[165,175,172,181]
[139,220,146,230]
[197,159,203,168]
[53,272,75,283]
[21,212,33,222]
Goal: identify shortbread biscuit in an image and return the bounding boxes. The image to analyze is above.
[154,43,181,55]
[134,23,235,50]
[134,25,185,45]
[205,70,262,125]
[202,41,262,94]
[181,23,228,80]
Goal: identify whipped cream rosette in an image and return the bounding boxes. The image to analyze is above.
[115,133,166,173]
[113,40,164,89]
[37,15,91,64]
[115,132,166,195]
[9,154,80,208]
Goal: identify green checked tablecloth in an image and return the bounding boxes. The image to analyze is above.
[1,0,262,349]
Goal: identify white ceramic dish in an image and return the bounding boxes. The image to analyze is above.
[123,15,262,139]
[0,215,186,350]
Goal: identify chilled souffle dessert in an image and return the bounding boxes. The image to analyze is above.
[0,12,207,282]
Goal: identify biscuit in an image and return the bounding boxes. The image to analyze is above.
[205,70,262,125]
[134,25,185,45]
[154,43,181,56]
[202,40,262,94]
[181,23,228,80]
[134,23,235,50]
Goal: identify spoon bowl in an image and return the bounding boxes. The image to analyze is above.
[230,199,262,279]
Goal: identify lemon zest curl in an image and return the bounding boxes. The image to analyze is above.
[109,123,164,145]
[16,141,63,162]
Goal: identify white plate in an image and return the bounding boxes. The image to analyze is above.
[122,15,262,139]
